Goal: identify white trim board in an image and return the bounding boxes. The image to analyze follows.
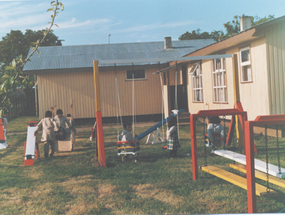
[213,149,285,179]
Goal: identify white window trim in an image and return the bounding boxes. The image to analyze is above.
[212,58,227,103]
[240,46,252,83]
[192,64,203,102]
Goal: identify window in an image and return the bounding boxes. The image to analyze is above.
[191,63,203,102]
[240,46,252,82]
[126,69,146,80]
[212,58,227,103]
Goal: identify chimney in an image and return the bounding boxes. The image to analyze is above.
[164,37,172,49]
[240,16,252,32]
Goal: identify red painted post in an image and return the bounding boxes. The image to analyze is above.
[190,114,198,180]
[244,121,256,213]
[96,111,106,167]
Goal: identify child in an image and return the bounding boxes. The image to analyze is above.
[34,110,57,158]
[206,116,225,149]
[118,121,137,142]
[167,116,180,159]
[54,109,72,140]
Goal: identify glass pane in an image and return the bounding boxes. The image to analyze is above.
[126,70,145,79]
[216,58,221,70]
[242,65,251,81]
[241,49,250,62]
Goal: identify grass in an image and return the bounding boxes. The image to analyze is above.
[1,118,285,214]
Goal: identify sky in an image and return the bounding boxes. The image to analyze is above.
[0,0,285,46]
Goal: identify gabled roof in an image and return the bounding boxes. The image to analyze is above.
[185,15,285,57]
[23,39,215,73]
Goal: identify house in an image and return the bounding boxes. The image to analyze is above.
[23,37,215,120]
[176,15,285,120]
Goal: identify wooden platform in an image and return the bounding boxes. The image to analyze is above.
[201,165,278,197]
[212,149,285,179]
[228,163,285,189]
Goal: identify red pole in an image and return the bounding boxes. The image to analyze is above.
[245,121,256,213]
[190,114,198,180]
[96,111,106,167]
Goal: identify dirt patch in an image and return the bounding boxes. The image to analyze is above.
[132,184,183,205]
[65,200,95,215]
[98,184,116,198]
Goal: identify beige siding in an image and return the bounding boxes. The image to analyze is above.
[239,38,269,120]
[38,67,163,119]
[266,22,285,115]
[187,37,269,120]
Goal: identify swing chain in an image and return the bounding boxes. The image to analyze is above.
[265,125,270,192]
[276,125,281,174]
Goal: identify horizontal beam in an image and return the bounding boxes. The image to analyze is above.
[98,54,233,65]
[193,108,246,117]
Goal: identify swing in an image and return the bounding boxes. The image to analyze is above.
[115,64,140,162]
[204,116,225,149]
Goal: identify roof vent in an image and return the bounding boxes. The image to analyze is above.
[240,16,252,32]
[164,37,172,49]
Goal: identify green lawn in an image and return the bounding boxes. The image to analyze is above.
[1,117,285,214]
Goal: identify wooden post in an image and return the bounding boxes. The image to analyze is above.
[190,114,198,180]
[232,54,244,148]
[93,60,106,167]
[244,121,256,213]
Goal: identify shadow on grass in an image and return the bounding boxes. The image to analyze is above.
[0,135,26,160]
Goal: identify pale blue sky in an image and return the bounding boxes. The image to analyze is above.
[0,0,284,46]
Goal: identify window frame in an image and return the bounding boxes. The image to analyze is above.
[240,46,252,83]
[212,58,227,103]
[126,69,146,81]
[191,63,203,103]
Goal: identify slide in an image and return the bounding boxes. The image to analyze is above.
[24,121,37,166]
[137,109,184,140]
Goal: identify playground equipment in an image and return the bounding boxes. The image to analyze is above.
[24,121,39,166]
[117,109,184,162]
[244,114,285,213]
[0,118,7,150]
[191,110,285,213]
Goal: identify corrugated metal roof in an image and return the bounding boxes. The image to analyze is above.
[23,39,215,72]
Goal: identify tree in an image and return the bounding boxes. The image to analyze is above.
[0,29,62,72]
[179,15,275,42]
[0,0,64,114]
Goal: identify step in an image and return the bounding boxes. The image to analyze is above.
[200,165,278,197]
[228,163,285,189]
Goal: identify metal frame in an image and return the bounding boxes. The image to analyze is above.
[190,107,247,181]
[244,114,285,213]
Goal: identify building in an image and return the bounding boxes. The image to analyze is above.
[179,15,285,120]
[23,37,214,120]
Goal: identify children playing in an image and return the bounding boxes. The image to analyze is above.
[206,116,225,150]
[118,121,140,161]
[118,121,138,142]
[54,109,72,140]
[34,110,57,158]
[167,116,180,159]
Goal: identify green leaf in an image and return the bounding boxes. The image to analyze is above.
[5,66,14,71]
[55,24,59,28]
[11,59,16,68]
[47,8,53,12]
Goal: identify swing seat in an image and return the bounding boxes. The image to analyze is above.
[117,141,140,155]
[205,133,224,147]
